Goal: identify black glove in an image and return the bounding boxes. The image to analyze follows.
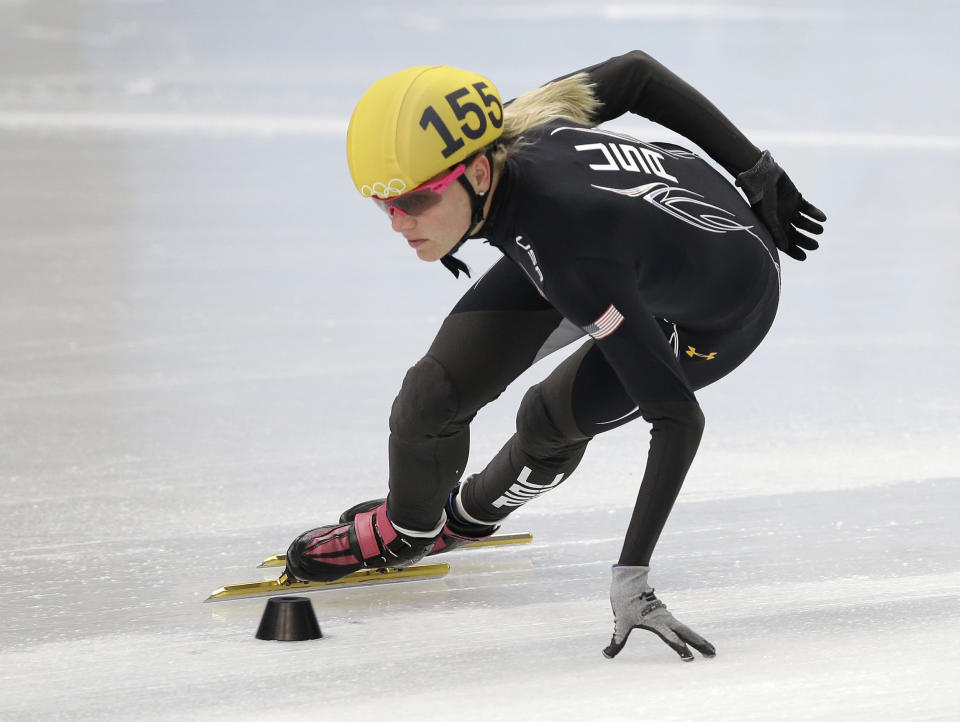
[736,150,826,261]
[602,565,716,662]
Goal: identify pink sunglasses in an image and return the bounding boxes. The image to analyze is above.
[373,164,466,217]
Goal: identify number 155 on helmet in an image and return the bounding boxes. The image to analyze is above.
[346,65,504,201]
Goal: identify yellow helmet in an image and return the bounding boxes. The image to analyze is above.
[347,65,504,198]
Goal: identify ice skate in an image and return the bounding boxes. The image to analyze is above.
[339,481,500,557]
[431,481,500,554]
[284,501,440,583]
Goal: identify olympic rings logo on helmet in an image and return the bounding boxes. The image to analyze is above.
[360,179,408,198]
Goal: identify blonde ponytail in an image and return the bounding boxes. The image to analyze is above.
[490,72,600,170]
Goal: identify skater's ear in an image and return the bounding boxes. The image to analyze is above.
[467,153,494,195]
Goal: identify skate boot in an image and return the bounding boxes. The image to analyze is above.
[284,501,440,583]
[430,481,500,554]
[338,480,500,557]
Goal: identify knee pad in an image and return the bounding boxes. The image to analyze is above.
[389,356,461,441]
[516,382,588,460]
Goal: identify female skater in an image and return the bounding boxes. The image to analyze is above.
[284,51,826,660]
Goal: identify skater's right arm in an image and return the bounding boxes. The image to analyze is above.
[553,50,761,177]
[545,51,828,261]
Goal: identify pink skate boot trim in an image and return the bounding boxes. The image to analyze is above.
[353,509,383,561]
[373,504,399,545]
[304,525,358,565]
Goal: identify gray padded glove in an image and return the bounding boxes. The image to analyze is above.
[602,565,716,661]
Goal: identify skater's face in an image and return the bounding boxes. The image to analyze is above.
[385,156,492,263]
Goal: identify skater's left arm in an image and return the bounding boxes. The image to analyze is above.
[544,256,705,552]
[545,257,715,661]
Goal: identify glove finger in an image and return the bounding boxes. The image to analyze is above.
[673,623,717,658]
[792,214,824,236]
[789,228,820,251]
[783,243,807,262]
[798,198,827,222]
[765,223,791,256]
[640,623,694,662]
[602,629,630,659]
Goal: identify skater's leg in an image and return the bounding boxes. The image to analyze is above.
[458,335,699,565]
[386,257,585,531]
[286,259,581,582]
[458,271,779,563]
[456,340,593,523]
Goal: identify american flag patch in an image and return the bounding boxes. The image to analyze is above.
[585,304,624,339]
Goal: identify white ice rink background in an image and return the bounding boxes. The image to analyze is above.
[1,1,958,720]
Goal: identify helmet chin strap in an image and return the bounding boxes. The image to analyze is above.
[440,157,489,278]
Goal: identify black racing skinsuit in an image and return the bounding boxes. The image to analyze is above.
[386,51,780,566]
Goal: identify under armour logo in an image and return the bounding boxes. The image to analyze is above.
[685,346,717,360]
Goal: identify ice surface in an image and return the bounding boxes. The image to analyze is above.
[1,1,958,720]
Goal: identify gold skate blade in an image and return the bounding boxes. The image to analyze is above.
[256,532,533,568]
[205,563,450,602]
